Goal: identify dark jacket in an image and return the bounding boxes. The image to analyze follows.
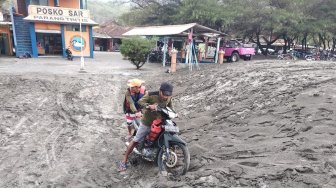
[138,91,173,126]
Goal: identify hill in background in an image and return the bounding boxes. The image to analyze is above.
[88,0,130,24]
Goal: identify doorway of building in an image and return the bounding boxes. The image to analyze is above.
[36,33,62,56]
[95,38,110,51]
[0,33,10,55]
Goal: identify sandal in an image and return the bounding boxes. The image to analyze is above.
[118,161,128,172]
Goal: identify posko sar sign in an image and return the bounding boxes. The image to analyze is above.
[24,5,97,25]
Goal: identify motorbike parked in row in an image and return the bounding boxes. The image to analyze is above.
[305,50,336,61]
[277,51,297,60]
[126,106,190,175]
[65,47,73,61]
[305,53,320,61]
[148,50,164,63]
[321,51,336,61]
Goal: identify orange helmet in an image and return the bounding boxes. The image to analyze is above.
[127,79,144,87]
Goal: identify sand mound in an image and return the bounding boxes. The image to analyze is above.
[1,60,336,187]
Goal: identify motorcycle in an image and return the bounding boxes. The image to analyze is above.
[325,52,336,61]
[126,106,190,175]
[65,48,73,61]
[277,51,297,60]
[148,50,164,63]
[305,53,320,61]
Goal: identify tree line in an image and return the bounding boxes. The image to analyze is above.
[119,0,336,53]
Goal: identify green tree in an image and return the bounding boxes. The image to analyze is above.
[271,0,308,52]
[0,0,10,12]
[308,0,336,50]
[88,0,130,24]
[120,37,155,69]
[120,0,182,25]
[173,0,227,30]
[119,0,336,52]
[121,0,236,31]
[228,0,281,55]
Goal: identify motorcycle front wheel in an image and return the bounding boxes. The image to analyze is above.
[157,142,190,175]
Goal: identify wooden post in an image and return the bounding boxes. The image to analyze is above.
[181,48,185,59]
[163,37,168,67]
[170,49,178,73]
[204,36,208,59]
[219,50,225,64]
[198,50,202,61]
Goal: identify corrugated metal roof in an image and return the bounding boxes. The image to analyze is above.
[123,23,225,36]
[123,23,196,36]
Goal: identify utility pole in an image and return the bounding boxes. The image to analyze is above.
[79,0,85,72]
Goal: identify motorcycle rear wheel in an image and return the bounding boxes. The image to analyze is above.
[128,152,140,166]
[157,142,190,175]
[305,56,313,61]
[277,55,284,60]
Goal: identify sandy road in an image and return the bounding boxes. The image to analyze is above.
[0,53,164,187]
[1,53,336,187]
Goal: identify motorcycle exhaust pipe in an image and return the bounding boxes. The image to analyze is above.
[125,142,141,155]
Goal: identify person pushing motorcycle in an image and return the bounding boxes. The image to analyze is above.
[118,82,174,172]
[123,79,147,141]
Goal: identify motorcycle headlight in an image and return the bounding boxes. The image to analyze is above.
[164,120,179,133]
[167,111,177,119]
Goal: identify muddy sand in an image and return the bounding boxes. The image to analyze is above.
[1,54,336,187]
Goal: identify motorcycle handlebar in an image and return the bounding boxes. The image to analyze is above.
[145,105,178,118]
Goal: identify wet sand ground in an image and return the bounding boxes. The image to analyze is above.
[1,53,336,187]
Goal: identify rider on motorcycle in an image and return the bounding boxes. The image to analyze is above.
[65,46,73,61]
[118,82,174,172]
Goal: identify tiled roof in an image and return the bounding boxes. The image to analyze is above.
[93,32,111,39]
[94,21,132,38]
